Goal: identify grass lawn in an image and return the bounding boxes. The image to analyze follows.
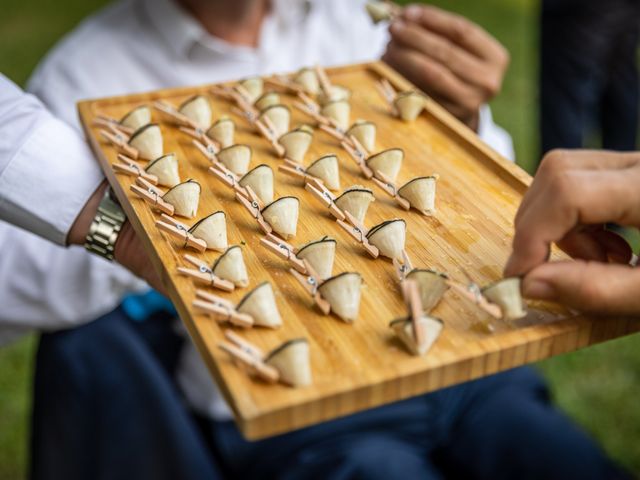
[1,0,639,478]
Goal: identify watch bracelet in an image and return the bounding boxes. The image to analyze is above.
[84,188,126,261]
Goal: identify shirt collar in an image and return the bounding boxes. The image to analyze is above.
[139,0,314,60]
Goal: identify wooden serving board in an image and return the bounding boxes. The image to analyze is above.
[78,62,640,440]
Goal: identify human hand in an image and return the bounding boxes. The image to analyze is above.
[69,181,165,294]
[382,4,510,131]
[504,150,640,314]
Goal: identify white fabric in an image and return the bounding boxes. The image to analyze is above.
[0,75,104,245]
[0,0,515,419]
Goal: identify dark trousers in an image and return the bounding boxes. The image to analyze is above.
[31,308,629,480]
[540,0,640,158]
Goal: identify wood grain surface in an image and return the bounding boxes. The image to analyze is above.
[78,62,640,440]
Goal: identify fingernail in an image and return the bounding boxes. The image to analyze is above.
[391,20,405,33]
[522,279,555,300]
[404,5,422,21]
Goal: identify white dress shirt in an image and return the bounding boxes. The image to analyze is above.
[1,0,515,419]
[0,74,103,245]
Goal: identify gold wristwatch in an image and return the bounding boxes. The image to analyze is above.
[84,188,126,261]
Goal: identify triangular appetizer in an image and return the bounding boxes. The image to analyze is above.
[296,236,336,280]
[365,0,394,23]
[217,144,252,176]
[318,272,362,323]
[405,268,449,313]
[305,154,340,191]
[265,339,311,387]
[279,127,313,163]
[239,164,274,205]
[145,153,180,187]
[207,117,234,148]
[239,77,263,104]
[482,277,526,321]
[318,85,351,105]
[390,315,443,356]
[259,104,290,138]
[321,100,350,130]
[179,95,212,129]
[255,92,280,111]
[189,211,227,251]
[120,105,151,130]
[398,176,437,215]
[212,245,249,287]
[395,91,426,122]
[366,219,406,260]
[129,123,163,160]
[334,186,374,223]
[347,120,376,153]
[237,282,282,328]
[366,148,403,183]
[163,180,201,218]
[261,196,299,239]
[294,68,320,95]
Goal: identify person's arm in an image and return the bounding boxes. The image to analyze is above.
[504,149,640,314]
[0,74,162,292]
[382,4,510,132]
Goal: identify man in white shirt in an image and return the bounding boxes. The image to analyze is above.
[7,1,628,479]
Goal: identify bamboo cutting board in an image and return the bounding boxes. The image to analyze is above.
[78,62,640,440]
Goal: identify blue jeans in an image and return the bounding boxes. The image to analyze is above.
[31,307,629,480]
[540,0,640,158]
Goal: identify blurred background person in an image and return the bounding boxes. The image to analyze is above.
[540,0,640,158]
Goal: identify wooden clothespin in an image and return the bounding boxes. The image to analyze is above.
[341,139,373,178]
[393,250,414,281]
[402,279,427,349]
[193,290,253,328]
[178,255,235,292]
[370,170,411,210]
[264,75,304,95]
[93,115,134,135]
[112,154,158,184]
[376,77,397,112]
[293,92,330,127]
[319,123,347,142]
[304,178,346,221]
[336,211,379,258]
[192,138,219,166]
[100,128,138,159]
[207,162,248,200]
[180,126,220,154]
[289,259,331,315]
[235,186,271,235]
[155,214,207,252]
[153,100,198,129]
[254,118,286,157]
[129,177,175,215]
[445,273,503,319]
[218,331,280,383]
[260,233,307,274]
[315,65,333,97]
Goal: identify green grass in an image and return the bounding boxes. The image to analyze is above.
[1,0,639,478]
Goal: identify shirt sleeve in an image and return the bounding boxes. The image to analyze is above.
[477,104,516,162]
[0,74,104,246]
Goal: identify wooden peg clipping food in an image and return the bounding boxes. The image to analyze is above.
[179,255,235,292]
[155,214,207,252]
[130,178,175,216]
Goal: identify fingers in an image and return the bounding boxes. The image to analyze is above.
[383,43,482,120]
[402,4,509,65]
[522,261,640,315]
[505,167,640,277]
[514,150,640,227]
[556,228,632,264]
[389,20,499,95]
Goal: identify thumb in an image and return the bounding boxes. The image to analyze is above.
[522,260,640,315]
